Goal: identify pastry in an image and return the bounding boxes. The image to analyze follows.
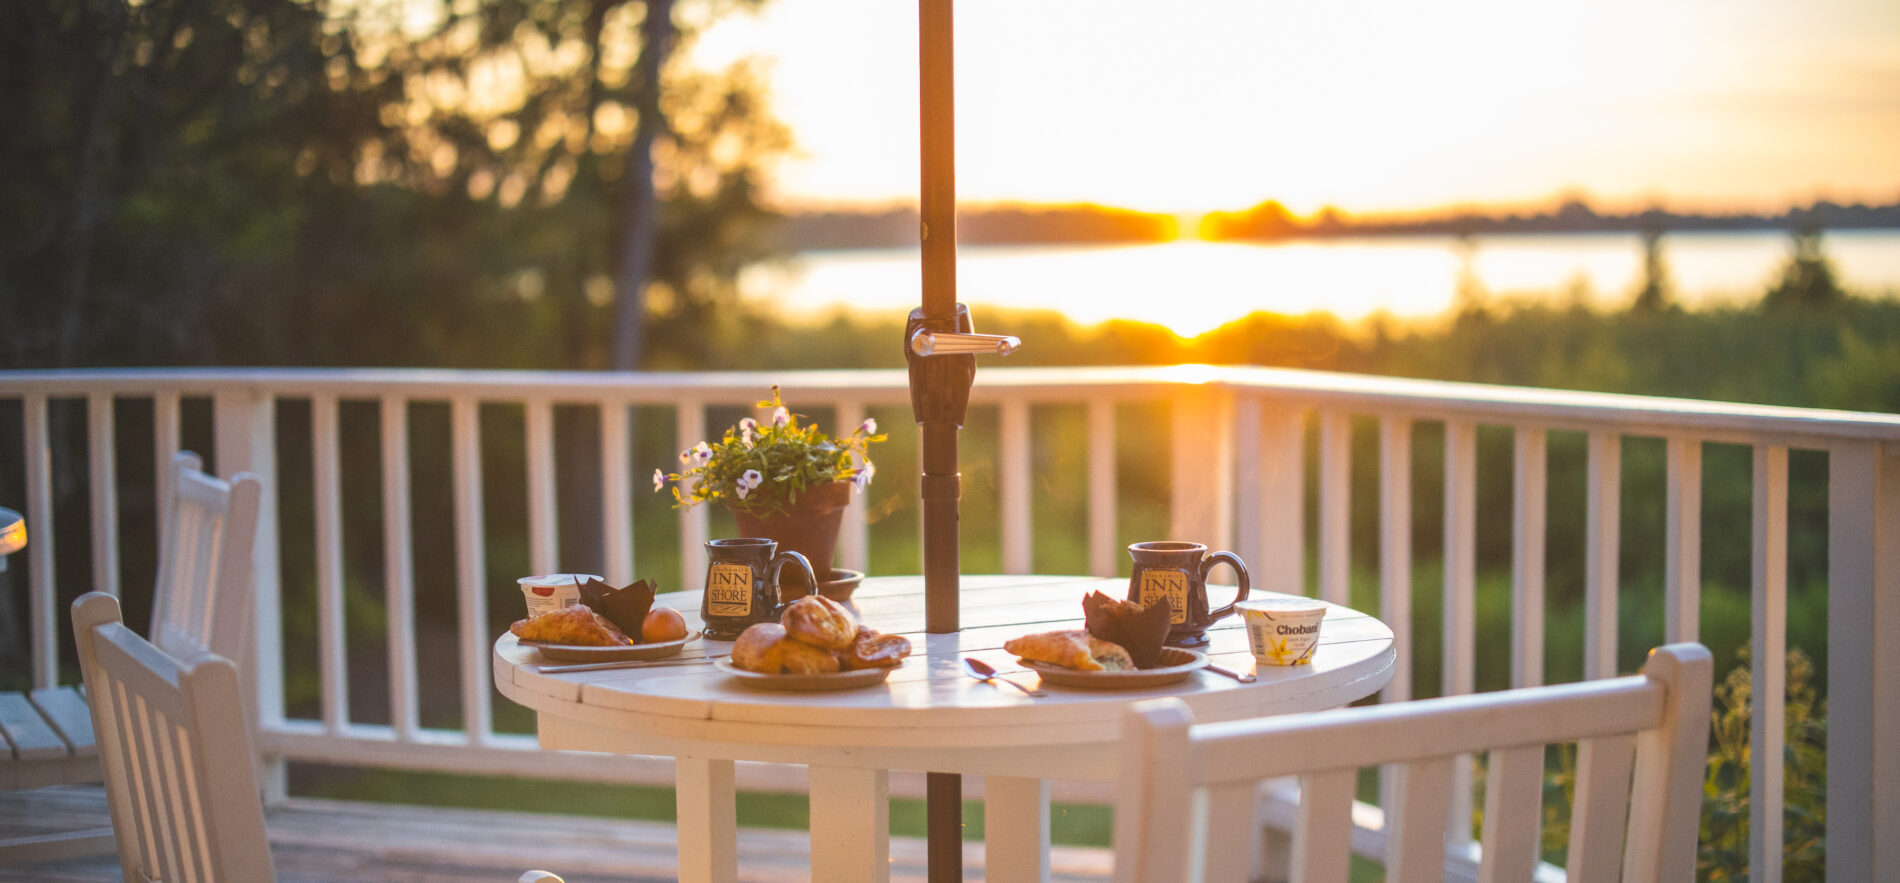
[731,623,841,675]
[1082,590,1172,670]
[579,577,656,641]
[510,604,633,646]
[839,626,911,670]
[1003,629,1134,672]
[780,595,858,651]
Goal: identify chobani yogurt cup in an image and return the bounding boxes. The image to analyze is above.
[1238,597,1328,666]
[517,573,599,619]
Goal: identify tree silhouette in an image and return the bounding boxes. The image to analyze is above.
[1631,208,1675,313]
[1763,210,1845,310]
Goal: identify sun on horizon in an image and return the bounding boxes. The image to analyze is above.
[690,0,1900,219]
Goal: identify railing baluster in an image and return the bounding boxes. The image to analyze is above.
[1318,410,1351,607]
[1087,398,1118,578]
[380,397,419,740]
[1170,385,1235,552]
[1377,415,1414,843]
[1233,396,1264,581]
[1585,430,1621,680]
[24,393,56,689]
[1001,396,1032,574]
[1665,437,1703,644]
[312,394,350,735]
[1826,440,1900,881]
[452,396,492,745]
[87,393,121,598]
[600,402,634,585]
[1442,419,1478,852]
[1750,444,1788,883]
[1257,403,1304,594]
[1378,416,1413,704]
[525,399,558,577]
[676,401,709,591]
[836,400,870,574]
[213,388,282,738]
[1512,427,1546,689]
[153,392,181,565]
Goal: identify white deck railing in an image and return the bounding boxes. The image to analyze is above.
[3,365,1896,881]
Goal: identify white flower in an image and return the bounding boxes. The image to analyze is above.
[852,460,877,491]
[678,449,693,465]
[692,442,713,464]
[857,417,877,435]
[738,417,758,448]
[736,468,763,500]
[772,406,791,427]
[653,469,666,491]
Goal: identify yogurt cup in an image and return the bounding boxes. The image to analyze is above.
[517,573,599,619]
[1238,597,1328,666]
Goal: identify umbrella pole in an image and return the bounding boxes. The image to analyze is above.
[918,1,962,879]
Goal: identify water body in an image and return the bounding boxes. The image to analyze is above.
[738,230,1900,337]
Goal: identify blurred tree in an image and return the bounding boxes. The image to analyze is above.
[1763,209,1844,311]
[0,0,392,368]
[1630,207,1674,312]
[362,0,788,370]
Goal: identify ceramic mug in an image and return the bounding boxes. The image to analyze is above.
[700,538,817,640]
[1126,541,1250,647]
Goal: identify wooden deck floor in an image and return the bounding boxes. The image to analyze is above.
[0,786,1113,882]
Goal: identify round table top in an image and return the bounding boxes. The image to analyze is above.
[493,574,1394,780]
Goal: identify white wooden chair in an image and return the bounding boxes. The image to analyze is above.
[1,451,265,865]
[1113,643,1712,883]
[151,451,263,671]
[72,593,570,883]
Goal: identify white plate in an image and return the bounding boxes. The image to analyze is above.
[1019,647,1207,688]
[713,658,899,691]
[518,631,698,662]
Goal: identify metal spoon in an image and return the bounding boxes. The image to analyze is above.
[961,657,1046,697]
[1205,663,1257,684]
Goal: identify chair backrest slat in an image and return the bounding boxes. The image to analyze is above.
[1291,768,1355,883]
[1114,643,1711,883]
[74,593,274,883]
[1477,745,1546,883]
[1566,733,1639,879]
[1384,757,1453,883]
[1200,782,1254,883]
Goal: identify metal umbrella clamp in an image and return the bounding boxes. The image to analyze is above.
[907,1,1022,879]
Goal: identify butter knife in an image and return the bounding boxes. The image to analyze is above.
[537,656,725,675]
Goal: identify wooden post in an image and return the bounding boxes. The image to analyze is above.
[1826,441,1900,881]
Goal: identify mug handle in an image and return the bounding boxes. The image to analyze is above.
[1201,550,1250,621]
[768,550,818,616]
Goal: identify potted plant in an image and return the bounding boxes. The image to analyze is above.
[655,386,886,600]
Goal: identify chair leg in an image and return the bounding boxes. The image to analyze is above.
[0,827,117,866]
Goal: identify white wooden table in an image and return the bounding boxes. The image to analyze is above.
[492,574,1395,883]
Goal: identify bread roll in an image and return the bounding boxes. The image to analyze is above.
[780,595,858,651]
[731,623,840,675]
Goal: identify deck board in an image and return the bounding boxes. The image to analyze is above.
[0,786,1112,882]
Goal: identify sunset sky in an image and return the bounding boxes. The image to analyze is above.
[691,0,1900,217]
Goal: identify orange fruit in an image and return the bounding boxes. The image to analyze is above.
[642,606,688,643]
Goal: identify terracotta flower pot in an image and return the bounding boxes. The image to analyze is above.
[729,480,853,600]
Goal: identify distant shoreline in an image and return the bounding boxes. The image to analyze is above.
[775,198,1900,252]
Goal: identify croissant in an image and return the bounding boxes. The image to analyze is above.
[731,623,841,675]
[781,595,858,651]
[1004,629,1133,672]
[510,604,633,646]
[839,627,912,670]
